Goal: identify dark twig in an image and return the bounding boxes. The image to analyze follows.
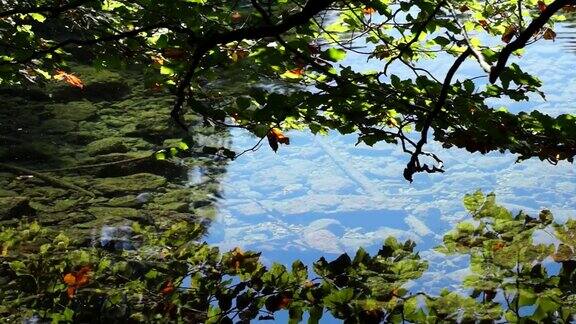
[403,47,472,182]
[0,0,88,18]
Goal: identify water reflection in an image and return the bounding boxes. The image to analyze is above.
[206,22,576,294]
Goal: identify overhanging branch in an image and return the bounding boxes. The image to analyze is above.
[403,47,472,182]
[489,0,576,83]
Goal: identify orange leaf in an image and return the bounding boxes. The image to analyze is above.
[54,70,84,89]
[267,128,290,152]
[161,280,175,295]
[63,273,77,286]
[151,54,165,66]
[66,286,76,299]
[362,7,376,15]
[76,266,91,286]
[478,20,488,29]
[288,68,304,76]
[538,1,547,12]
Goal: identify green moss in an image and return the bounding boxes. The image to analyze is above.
[49,101,98,121]
[88,207,140,219]
[40,119,77,133]
[85,137,128,156]
[0,196,34,220]
[92,173,167,195]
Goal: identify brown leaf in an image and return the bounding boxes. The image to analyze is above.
[501,26,517,43]
[459,5,469,12]
[231,11,242,23]
[478,20,488,29]
[543,27,556,41]
[267,128,290,152]
[278,295,292,309]
[538,1,547,12]
[66,286,77,299]
[362,7,376,15]
[163,48,186,60]
[161,280,175,295]
[54,70,84,89]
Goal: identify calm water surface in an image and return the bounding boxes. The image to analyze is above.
[206,23,576,297]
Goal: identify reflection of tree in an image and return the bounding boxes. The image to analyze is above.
[3,190,576,322]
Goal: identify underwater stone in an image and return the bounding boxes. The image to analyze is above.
[0,142,57,162]
[86,137,129,156]
[0,189,18,197]
[93,173,167,195]
[88,207,140,220]
[49,101,97,121]
[148,202,189,213]
[40,119,77,133]
[107,195,142,208]
[0,196,34,220]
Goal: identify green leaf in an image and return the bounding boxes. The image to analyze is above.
[29,13,46,22]
[323,48,347,62]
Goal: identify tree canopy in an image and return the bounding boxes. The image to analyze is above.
[1,0,575,180]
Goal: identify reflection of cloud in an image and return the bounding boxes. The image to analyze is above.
[405,215,433,237]
[340,227,420,252]
[209,62,576,290]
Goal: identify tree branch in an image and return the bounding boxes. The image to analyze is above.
[489,0,575,83]
[169,0,337,130]
[0,0,89,18]
[403,47,472,182]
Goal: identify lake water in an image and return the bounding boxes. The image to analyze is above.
[206,22,576,296]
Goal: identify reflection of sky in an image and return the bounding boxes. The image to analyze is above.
[206,25,576,297]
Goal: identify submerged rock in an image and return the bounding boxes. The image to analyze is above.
[108,195,142,208]
[93,173,167,195]
[49,101,97,121]
[40,119,77,133]
[88,207,140,220]
[0,196,34,219]
[86,137,128,156]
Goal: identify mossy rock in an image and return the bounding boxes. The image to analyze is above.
[0,142,58,162]
[29,198,78,213]
[97,158,188,179]
[22,186,68,200]
[0,189,18,197]
[107,195,142,208]
[147,202,189,213]
[92,173,167,195]
[153,189,192,205]
[49,101,98,121]
[85,137,129,156]
[40,119,77,133]
[0,196,34,220]
[88,207,140,220]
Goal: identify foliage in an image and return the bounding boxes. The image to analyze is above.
[2,192,576,322]
[0,0,574,181]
